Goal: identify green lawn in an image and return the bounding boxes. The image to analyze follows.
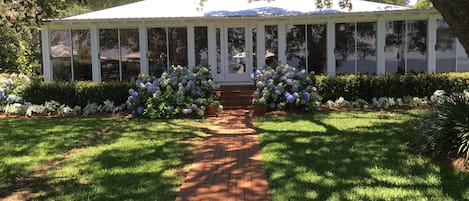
[0,118,119,192]
[257,110,469,201]
[0,118,204,201]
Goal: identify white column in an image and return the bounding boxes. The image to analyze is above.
[139,24,149,76]
[277,24,287,64]
[187,26,195,68]
[377,18,386,75]
[256,24,265,68]
[41,26,52,82]
[90,26,101,82]
[326,21,336,76]
[427,17,437,73]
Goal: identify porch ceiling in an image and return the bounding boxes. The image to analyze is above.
[61,0,412,22]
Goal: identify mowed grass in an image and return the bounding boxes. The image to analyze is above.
[0,118,119,192]
[37,119,202,201]
[257,110,469,201]
[0,118,204,200]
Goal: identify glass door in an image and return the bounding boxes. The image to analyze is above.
[224,26,252,83]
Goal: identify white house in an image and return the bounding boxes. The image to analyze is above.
[41,0,469,85]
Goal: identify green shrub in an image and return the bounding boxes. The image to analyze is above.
[419,92,469,161]
[22,81,133,107]
[316,73,469,102]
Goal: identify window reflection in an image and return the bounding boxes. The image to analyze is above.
[286,25,306,69]
[407,20,427,73]
[195,27,208,66]
[385,21,406,74]
[50,30,72,81]
[252,27,257,70]
[168,28,188,67]
[356,22,377,74]
[265,25,278,66]
[148,28,167,77]
[227,27,246,74]
[436,20,456,73]
[72,30,92,81]
[216,28,222,74]
[335,23,356,74]
[307,24,327,74]
[120,29,140,81]
[99,29,120,81]
[457,40,469,72]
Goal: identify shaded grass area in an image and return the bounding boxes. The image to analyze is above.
[257,110,469,200]
[33,119,203,201]
[0,118,118,193]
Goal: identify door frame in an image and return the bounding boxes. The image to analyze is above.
[210,24,255,85]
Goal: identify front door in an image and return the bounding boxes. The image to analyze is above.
[219,26,253,84]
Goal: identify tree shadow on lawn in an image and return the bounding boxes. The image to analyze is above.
[0,118,118,195]
[257,111,469,200]
[28,119,203,201]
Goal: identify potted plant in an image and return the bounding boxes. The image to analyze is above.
[206,98,222,117]
[252,97,267,116]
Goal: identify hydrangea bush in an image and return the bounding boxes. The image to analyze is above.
[324,96,429,109]
[0,73,31,107]
[126,66,219,118]
[252,64,321,111]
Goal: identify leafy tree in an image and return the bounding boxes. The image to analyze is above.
[414,0,432,9]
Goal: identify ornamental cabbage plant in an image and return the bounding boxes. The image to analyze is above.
[252,64,321,111]
[127,65,219,118]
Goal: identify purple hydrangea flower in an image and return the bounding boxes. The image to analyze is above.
[0,92,4,99]
[182,108,192,114]
[286,94,296,103]
[16,96,22,102]
[286,79,293,85]
[191,104,198,109]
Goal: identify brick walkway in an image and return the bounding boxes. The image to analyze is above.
[176,109,270,201]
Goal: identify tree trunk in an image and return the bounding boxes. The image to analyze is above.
[431,0,469,56]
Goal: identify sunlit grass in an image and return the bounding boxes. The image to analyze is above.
[0,118,119,192]
[257,110,469,200]
[37,119,203,201]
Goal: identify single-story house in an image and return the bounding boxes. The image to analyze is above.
[41,0,469,85]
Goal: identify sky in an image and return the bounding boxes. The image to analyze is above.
[408,0,418,6]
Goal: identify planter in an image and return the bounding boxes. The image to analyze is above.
[206,106,218,117]
[253,105,266,116]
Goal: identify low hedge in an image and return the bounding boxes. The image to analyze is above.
[316,73,469,101]
[22,81,134,107]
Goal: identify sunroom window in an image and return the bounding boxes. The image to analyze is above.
[50,30,92,81]
[99,28,140,81]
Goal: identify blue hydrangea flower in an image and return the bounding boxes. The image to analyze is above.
[16,96,22,102]
[286,94,296,103]
[270,103,276,109]
[136,106,144,115]
[267,83,275,89]
[7,95,15,103]
[191,104,198,109]
[302,91,310,101]
[0,92,4,99]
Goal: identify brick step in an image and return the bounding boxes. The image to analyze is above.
[222,105,252,110]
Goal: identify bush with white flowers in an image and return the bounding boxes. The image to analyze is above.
[324,96,429,109]
[126,65,219,118]
[251,64,321,111]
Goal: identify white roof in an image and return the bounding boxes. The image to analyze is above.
[64,0,410,21]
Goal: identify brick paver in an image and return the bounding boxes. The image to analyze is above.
[176,109,270,201]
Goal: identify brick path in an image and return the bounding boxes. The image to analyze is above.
[176,109,270,201]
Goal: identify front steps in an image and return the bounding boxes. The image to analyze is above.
[218,85,256,110]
